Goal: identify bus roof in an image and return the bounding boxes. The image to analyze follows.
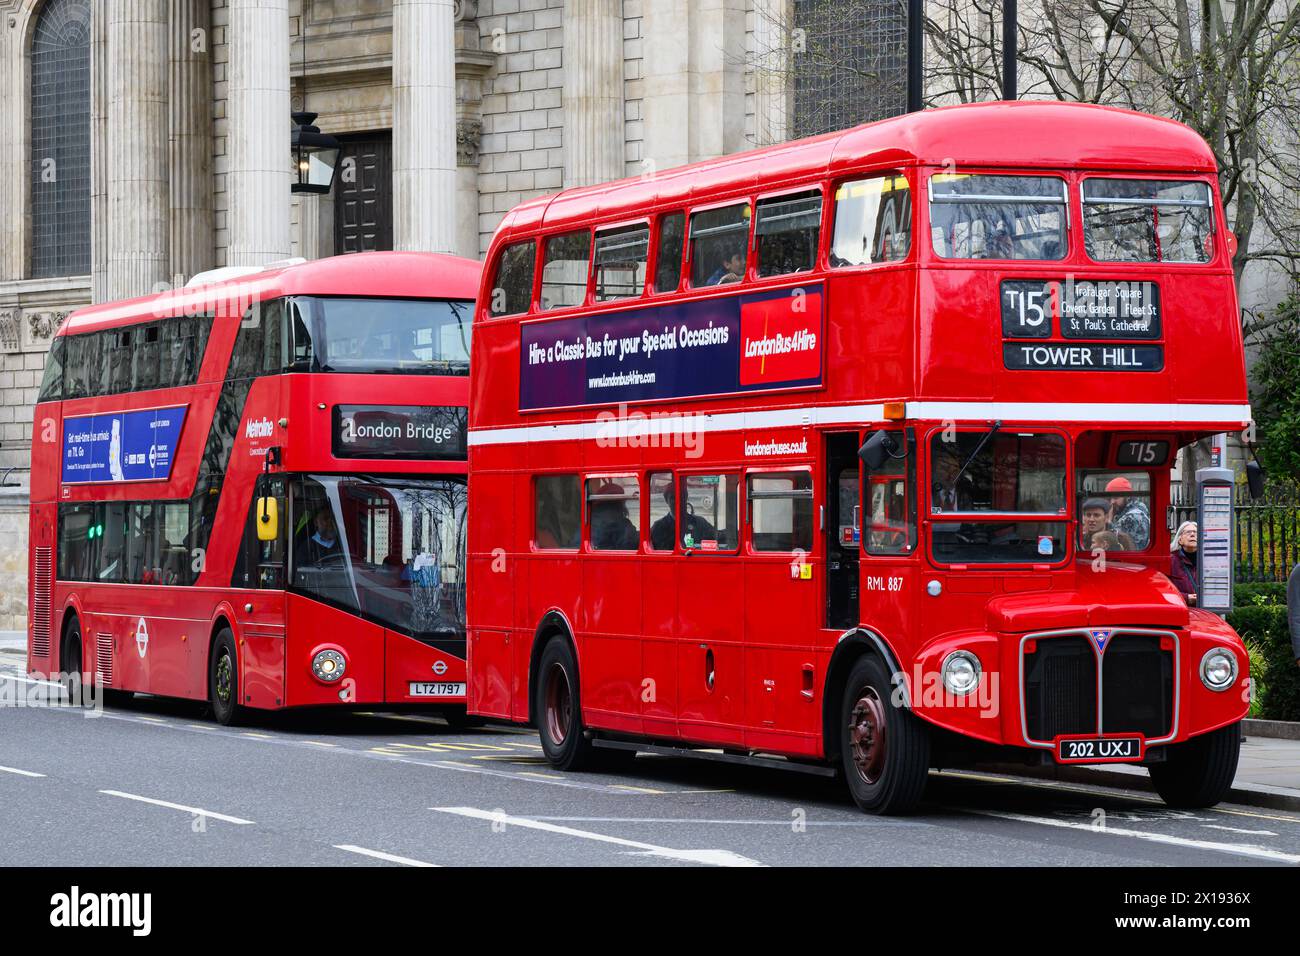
[58,251,482,336]
[496,101,1218,236]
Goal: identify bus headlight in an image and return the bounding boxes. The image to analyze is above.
[312,649,347,683]
[1199,648,1237,692]
[941,650,981,696]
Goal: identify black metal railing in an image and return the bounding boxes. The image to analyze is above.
[1169,484,1300,583]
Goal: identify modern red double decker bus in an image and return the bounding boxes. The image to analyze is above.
[466,101,1255,813]
[28,252,479,725]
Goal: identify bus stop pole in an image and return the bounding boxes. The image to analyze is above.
[907,0,923,113]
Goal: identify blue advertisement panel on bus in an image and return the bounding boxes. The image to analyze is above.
[61,406,187,484]
[519,285,824,411]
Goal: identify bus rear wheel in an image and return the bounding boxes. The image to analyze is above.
[208,628,243,727]
[1148,722,1241,808]
[839,655,930,815]
[61,621,85,706]
[535,637,597,771]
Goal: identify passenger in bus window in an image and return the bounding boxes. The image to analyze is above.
[1080,498,1110,549]
[589,485,639,551]
[931,445,976,512]
[707,249,746,285]
[650,482,717,549]
[1106,476,1151,545]
[1169,520,1198,606]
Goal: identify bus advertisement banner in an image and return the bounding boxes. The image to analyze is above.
[60,406,187,484]
[519,285,823,410]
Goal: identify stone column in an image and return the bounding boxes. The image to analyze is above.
[454,2,493,259]
[169,0,214,283]
[105,1,170,301]
[561,0,625,188]
[752,0,792,147]
[90,5,109,300]
[227,0,291,266]
[392,0,458,254]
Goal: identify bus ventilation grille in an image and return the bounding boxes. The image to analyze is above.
[30,547,52,658]
[1023,631,1175,743]
[96,634,114,687]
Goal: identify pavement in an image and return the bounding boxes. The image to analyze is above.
[3,630,1299,866]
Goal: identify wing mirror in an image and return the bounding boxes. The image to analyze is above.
[859,429,901,471]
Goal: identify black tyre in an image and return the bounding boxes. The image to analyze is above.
[1148,722,1241,808]
[839,655,930,815]
[535,636,598,771]
[61,620,85,706]
[208,628,243,727]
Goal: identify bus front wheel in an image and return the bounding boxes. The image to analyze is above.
[838,655,930,815]
[1148,723,1241,808]
[535,637,597,771]
[61,621,85,705]
[208,628,243,727]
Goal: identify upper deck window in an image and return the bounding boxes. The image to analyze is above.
[489,239,535,317]
[1082,178,1213,264]
[689,203,751,287]
[541,231,592,310]
[831,173,912,266]
[653,213,686,292]
[593,225,649,302]
[755,191,822,277]
[290,297,472,376]
[929,174,1067,261]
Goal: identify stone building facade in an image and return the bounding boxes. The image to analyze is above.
[0,0,851,628]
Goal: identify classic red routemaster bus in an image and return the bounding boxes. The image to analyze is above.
[28,252,479,725]
[466,101,1256,813]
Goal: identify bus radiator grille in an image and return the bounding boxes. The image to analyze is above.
[1024,636,1096,740]
[1101,634,1174,738]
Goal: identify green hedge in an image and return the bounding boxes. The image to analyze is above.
[1227,584,1300,722]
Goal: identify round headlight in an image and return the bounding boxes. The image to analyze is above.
[1199,648,1237,692]
[312,649,346,683]
[941,650,981,696]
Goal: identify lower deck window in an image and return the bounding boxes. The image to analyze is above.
[930,520,1067,564]
[748,472,813,552]
[680,474,740,551]
[586,476,641,551]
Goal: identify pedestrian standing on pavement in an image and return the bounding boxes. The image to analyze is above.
[1169,520,1198,606]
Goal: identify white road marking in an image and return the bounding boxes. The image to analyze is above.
[99,789,255,825]
[0,765,46,778]
[531,816,925,828]
[965,808,1300,864]
[333,844,439,867]
[1202,824,1278,837]
[433,806,765,867]
[0,673,63,688]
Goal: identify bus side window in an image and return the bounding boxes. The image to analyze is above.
[680,474,740,552]
[593,226,649,302]
[647,472,675,552]
[863,429,916,556]
[535,475,581,550]
[37,335,64,403]
[234,478,287,589]
[541,231,592,310]
[135,323,161,391]
[57,503,98,581]
[830,173,912,267]
[747,472,814,552]
[489,239,536,317]
[586,476,641,551]
[755,191,822,278]
[689,203,751,288]
[653,213,685,293]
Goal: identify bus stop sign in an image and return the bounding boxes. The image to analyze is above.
[1196,466,1234,614]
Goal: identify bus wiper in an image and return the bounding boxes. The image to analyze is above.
[949,420,1001,497]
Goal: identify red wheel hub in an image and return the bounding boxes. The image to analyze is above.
[849,688,887,785]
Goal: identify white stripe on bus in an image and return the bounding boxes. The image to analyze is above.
[466,401,1252,447]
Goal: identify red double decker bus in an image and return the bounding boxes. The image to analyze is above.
[466,102,1255,813]
[28,252,479,725]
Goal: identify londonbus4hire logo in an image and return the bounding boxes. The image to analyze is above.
[738,293,822,387]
